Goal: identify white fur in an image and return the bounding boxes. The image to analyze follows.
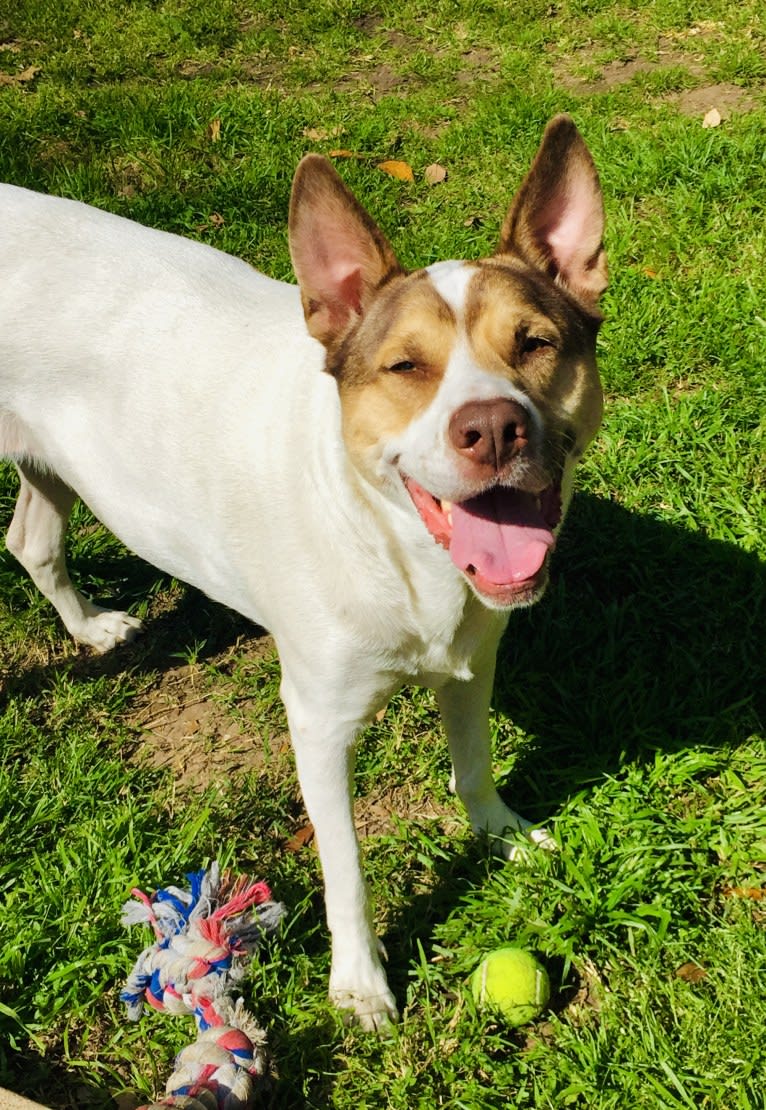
[0,185,545,1032]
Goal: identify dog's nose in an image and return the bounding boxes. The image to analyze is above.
[448,398,529,470]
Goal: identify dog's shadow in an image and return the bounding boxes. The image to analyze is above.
[0,546,262,700]
[493,491,764,815]
[5,490,762,768]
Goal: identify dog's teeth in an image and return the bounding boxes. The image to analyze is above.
[442,499,453,526]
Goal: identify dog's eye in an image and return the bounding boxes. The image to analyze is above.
[522,335,555,355]
[387,360,417,373]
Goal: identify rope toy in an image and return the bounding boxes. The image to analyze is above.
[121,863,285,1110]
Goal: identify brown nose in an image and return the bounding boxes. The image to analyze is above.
[448,398,529,471]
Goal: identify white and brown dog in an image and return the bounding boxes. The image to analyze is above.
[0,116,606,1030]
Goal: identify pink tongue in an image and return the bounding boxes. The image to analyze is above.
[449,488,555,584]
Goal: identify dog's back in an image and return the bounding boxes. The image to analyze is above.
[0,184,340,626]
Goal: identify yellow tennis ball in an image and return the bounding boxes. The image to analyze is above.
[470,947,550,1026]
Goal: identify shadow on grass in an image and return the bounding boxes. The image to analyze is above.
[0,546,267,703]
[3,492,762,773]
[0,1048,111,1110]
[332,490,765,1055]
[493,492,765,821]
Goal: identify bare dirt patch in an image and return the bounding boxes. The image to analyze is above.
[129,634,280,791]
[307,62,421,100]
[669,81,760,118]
[355,780,460,839]
[553,32,761,120]
[554,44,706,95]
[128,631,458,842]
[456,47,499,85]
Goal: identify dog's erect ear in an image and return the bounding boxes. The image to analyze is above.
[289,155,403,349]
[498,115,607,309]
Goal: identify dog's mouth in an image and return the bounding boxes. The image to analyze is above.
[403,475,561,606]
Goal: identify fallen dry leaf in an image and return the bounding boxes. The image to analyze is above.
[723,885,765,901]
[303,125,344,141]
[676,961,707,983]
[328,148,357,159]
[424,162,447,185]
[0,64,41,86]
[377,159,414,182]
[702,107,722,128]
[194,213,225,233]
[13,64,39,82]
[285,822,315,852]
[206,118,221,142]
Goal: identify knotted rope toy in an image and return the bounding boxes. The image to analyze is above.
[121,863,285,1110]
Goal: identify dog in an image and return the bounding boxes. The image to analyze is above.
[0,115,606,1031]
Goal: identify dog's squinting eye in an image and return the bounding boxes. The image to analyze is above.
[521,335,555,355]
[387,360,417,373]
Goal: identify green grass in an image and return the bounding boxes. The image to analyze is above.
[1,0,765,1107]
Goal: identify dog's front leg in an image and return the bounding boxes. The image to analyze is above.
[436,642,553,860]
[280,668,398,1032]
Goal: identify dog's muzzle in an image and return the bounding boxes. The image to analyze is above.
[403,476,562,606]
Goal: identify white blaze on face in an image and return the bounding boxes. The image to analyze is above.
[424,259,473,316]
[382,261,543,504]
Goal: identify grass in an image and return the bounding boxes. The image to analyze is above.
[1,0,765,1107]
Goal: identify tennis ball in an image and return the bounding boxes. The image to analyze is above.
[470,947,550,1026]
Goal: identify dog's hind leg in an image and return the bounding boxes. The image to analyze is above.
[6,461,143,651]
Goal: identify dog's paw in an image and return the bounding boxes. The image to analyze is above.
[472,800,557,861]
[74,608,144,652]
[329,949,399,1034]
[329,986,399,1034]
[489,812,557,862]
[501,824,558,862]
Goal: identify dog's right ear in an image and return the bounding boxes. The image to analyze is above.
[289,155,403,350]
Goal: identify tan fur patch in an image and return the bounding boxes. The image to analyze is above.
[465,260,603,450]
[337,256,603,479]
[336,273,458,461]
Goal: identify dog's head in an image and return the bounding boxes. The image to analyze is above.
[289,116,607,610]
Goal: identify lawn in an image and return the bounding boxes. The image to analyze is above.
[1,1,765,1108]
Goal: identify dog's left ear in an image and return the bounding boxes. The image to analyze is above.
[498,115,607,310]
[289,155,403,349]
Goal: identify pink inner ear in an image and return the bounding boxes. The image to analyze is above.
[305,261,364,339]
[300,214,369,316]
[546,176,602,278]
[333,264,364,316]
[290,155,403,345]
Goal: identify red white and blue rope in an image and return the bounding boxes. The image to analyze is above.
[121,863,284,1110]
